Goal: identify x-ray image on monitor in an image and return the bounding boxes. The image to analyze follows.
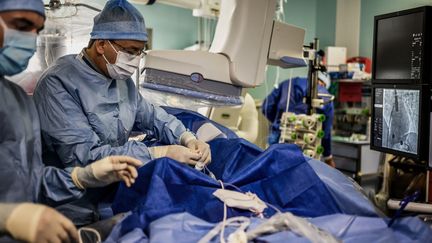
[373,88,420,155]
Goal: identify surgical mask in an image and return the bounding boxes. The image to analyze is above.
[0,17,37,76]
[103,41,141,80]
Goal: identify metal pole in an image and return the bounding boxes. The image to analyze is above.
[311,38,320,114]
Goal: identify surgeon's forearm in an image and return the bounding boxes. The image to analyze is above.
[40,167,84,205]
[135,94,187,145]
[58,140,153,169]
[156,114,187,145]
[91,141,153,163]
[0,204,18,233]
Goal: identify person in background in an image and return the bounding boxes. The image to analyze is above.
[0,0,144,242]
[34,0,211,225]
[262,72,336,167]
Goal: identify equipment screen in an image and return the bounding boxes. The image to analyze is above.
[375,12,424,80]
[372,87,420,155]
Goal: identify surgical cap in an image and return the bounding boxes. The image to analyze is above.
[0,0,45,18]
[90,0,147,42]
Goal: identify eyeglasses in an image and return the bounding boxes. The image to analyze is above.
[111,41,146,56]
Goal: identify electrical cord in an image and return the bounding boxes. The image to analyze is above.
[78,227,101,243]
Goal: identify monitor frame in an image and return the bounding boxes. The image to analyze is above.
[370,84,430,161]
[372,6,432,85]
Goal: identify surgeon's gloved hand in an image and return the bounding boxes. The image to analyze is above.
[149,145,201,165]
[72,156,143,189]
[324,155,336,168]
[3,203,78,243]
[180,131,211,165]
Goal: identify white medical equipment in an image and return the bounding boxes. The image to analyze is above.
[131,0,221,18]
[213,189,268,215]
[209,93,259,143]
[135,0,306,105]
[245,212,340,243]
[201,186,339,243]
[279,112,326,159]
[7,0,102,94]
[278,39,334,159]
[196,122,227,141]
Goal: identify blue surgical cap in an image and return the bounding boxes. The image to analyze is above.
[0,0,45,18]
[90,0,147,42]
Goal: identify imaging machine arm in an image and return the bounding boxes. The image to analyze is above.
[131,0,220,17]
[137,0,306,105]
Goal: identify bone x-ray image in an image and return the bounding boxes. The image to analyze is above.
[381,89,419,154]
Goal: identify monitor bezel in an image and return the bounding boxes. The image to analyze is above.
[372,6,432,84]
[370,84,429,161]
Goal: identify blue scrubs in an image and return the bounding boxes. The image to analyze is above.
[33,50,188,225]
[262,77,334,157]
[0,77,83,205]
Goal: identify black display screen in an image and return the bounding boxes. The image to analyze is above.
[375,12,424,80]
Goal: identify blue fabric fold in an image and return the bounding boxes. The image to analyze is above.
[111,139,344,237]
[105,212,431,243]
[106,138,432,242]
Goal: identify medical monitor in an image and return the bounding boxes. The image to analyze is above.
[372,6,432,84]
[371,84,430,161]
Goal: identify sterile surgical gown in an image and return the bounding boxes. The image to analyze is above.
[33,51,188,225]
[262,77,334,157]
[0,76,83,239]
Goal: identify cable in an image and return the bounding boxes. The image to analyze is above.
[218,180,227,243]
[44,2,101,19]
[222,182,282,215]
[276,0,287,22]
[263,65,274,146]
[198,180,254,243]
[198,180,285,243]
[335,215,356,238]
[198,216,250,243]
[75,3,102,12]
[222,182,242,192]
[203,165,216,180]
[265,202,282,214]
[78,227,101,243]
[45,5,78,19]
[285,69,293,114]
[275,67,281,88]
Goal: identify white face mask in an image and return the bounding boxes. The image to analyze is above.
[103,40,141,80]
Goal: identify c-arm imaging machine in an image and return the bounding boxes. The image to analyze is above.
[133,0,331,158]
[131,0,221,17]
[133,0,307,105]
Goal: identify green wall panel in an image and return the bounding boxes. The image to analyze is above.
[94,0,198,50]
[360,0,432,58]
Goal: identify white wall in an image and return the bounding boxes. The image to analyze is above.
[335,0,361,58]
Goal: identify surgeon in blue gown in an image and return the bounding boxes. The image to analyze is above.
[34,0,211,226]
[262,73,335,167]
[0,0,144,242]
